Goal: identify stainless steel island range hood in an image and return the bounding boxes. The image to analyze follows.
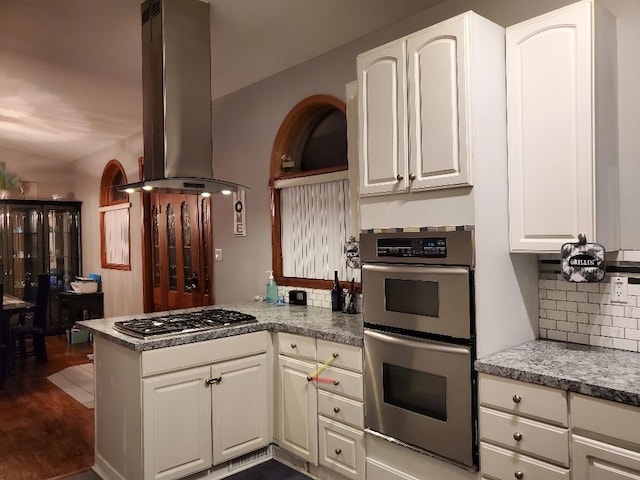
[119,0,247,195]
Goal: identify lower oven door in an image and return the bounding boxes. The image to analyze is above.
[364,329,475,467]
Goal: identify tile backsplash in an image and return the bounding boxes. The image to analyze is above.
[539,273,640,352]
[277,285,362,313]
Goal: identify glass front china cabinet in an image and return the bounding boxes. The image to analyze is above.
[0,199,82,334]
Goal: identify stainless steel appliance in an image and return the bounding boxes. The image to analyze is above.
[361,229,477,468]
[113,309,257,338]
[117,0,247,195]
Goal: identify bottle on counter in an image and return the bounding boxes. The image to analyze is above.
[331,270,343,312]
[266,270,278,303]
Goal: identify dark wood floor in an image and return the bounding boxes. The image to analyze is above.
[0,336,94,480]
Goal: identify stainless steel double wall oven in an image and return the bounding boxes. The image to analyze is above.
[361,229,477,468]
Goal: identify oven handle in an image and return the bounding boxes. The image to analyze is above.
[364,329,470,355]
[362,263,469,276]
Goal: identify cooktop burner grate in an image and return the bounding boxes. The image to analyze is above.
[113,309,257,338]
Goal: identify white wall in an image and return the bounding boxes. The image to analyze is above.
[211,0,640,304]
[72,132,144,318]
[2,146,76,200]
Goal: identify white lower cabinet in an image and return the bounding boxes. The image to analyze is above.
[143,353,269,479]
[571,392,640,480]
[572,435,640,479]
[277,354,318,465]
[479,374,640,480]
[276,334,365,479]
[319,417,365,480]
[366,458,421,480]
[93,331,270,480]
[478,373,569,479]
[143,366,213,480]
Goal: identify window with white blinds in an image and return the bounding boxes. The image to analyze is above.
[280,178,351,281]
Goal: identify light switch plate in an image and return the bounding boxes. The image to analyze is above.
[214,248,223,261]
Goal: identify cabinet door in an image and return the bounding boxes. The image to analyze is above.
[357,40,408,196]
[573,435,640,479]
[278,355,318,465]
[407,14,471,191]
[143,366,212,480]
[211,354,269,464]
[506,2,593,251]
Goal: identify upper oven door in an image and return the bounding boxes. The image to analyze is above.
[362,263,471,339]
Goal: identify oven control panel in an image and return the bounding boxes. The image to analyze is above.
[377,237,447,258]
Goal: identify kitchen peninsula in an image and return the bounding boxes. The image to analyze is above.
[78,302,364,480]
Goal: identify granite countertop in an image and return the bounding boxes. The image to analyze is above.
[475,339,640,406]
[77,301,363,352]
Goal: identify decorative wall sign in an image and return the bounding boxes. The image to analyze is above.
[232,190,246,236]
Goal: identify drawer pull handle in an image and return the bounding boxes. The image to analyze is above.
[333,407,341,413]
[205,376,222,387]
[333,380,340,386]
[332,352,339,358]
[306,376,313,382]
[335,448,342,455]
[514,471,524,479]
[513,432,523,441]
[291,343,297,348]
[512,394,522,404]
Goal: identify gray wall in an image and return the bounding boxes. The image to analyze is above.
[211,0,640,304]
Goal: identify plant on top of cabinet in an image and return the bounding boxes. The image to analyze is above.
[357,11,502,196]
[506,0,620,253]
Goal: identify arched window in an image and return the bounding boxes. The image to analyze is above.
[270,95,356,289]
[99,159,131,270]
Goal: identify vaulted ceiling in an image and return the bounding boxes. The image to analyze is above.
[0,0,443,163]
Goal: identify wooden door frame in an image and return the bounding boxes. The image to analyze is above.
[139,158,214,313]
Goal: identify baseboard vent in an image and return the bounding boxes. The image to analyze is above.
[228,445,272,472]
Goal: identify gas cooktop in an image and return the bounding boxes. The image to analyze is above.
[112,309,257,338]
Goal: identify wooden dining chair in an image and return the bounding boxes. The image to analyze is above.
[10,273,49,363]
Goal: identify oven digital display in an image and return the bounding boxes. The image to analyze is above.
[377,237,447,258]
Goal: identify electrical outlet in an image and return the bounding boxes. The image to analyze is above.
[611,276,628,304]
[214,248,223,262]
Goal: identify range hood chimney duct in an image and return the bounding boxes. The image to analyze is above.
[118,0,247,195]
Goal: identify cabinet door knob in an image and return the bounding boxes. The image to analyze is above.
[306,375,313,382]
[513,432,523,441]
[396,174,404,182]
[290,343,297,348]
[333,407,341,414]
[512,394,522,404]
[515,471,524,479]
[335,448,342,455]
[332,352,339,358]
[333,380,340,386]
[408,173,416,181]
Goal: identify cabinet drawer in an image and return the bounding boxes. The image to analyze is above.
[318,417,365,480]
[571,393,640,448]
[318,390,364,429]
[365,459,421,480]
[278,333,315,360]
[480,442,570,480]
[316,365,363,401]
[480,406,569,467]
[478,374,567,426]
[317,340,362,373]
[142,331,268,377]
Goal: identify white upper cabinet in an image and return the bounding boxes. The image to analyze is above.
[357,13,476,196]
[506,0,620,252]
[357,41,408,195]
[407,16,470,191]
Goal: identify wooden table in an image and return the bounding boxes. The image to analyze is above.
[1,294,36,383]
